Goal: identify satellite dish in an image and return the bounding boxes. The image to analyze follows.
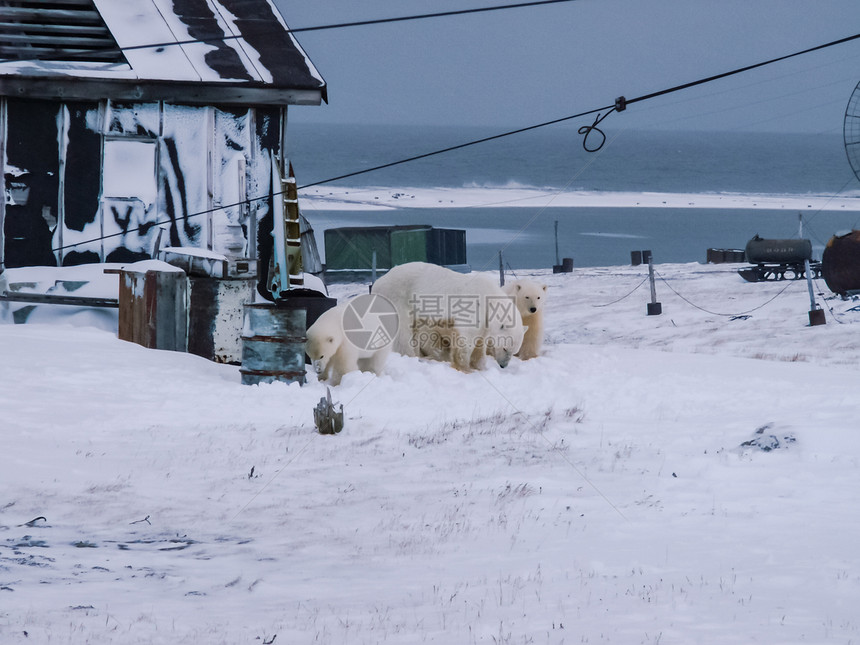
[843,81,860,183]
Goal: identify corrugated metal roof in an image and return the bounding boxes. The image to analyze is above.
[0,0,326,105]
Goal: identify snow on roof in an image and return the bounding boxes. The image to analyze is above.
[0,0,326,105]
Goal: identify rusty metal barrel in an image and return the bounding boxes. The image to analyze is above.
[240,303,306,385]
[822,230,860,296]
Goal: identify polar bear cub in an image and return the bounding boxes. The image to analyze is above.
[503,279,547,360]
[305,301,392,386]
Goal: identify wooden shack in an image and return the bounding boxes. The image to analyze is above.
[0,0,326,275]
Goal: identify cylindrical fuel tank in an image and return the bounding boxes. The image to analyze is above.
[822,230,860,296]
[745,236,812,265]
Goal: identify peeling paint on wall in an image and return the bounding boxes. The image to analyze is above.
[2,100,60,268]
[1,98,282,269]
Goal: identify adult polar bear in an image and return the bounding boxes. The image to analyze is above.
[372,262,525,372]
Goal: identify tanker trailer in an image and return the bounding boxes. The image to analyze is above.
[737,235,820,282]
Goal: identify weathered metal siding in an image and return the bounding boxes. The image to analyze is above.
[117,267,187,351]
[324,228,394,271]
[0,98,5,264]
[1,97,282,269]
[2,99,60,267]
[390,228,429,266]
[324,226,468,271]
[427,228,467,266]
[61,101,103,265]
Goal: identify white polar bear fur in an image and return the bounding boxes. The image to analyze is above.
[503,279,547,360]
[305,302,392,386]
[372,262,525,372]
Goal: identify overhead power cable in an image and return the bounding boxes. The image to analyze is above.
[49,31,860,254]
[298,31,860,188]
[298,106,614,189]
[1,0,580,64]
[286,0,578,33]
[628,33,860,106]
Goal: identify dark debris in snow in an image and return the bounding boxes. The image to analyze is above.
[740,423,797,452]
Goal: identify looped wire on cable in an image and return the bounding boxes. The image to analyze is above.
[577,97,626,153]
[577,114,607,152]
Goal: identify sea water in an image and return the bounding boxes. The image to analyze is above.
[287,123,860,269]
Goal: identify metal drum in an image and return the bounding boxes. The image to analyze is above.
[240,303,306,385]
[187,277,257,364]
[275,291,337,365]
[822,230,860,296]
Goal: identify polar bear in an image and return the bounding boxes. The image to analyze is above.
[305,300,393,386]
[372,262,525,372]
[503,279,547,360]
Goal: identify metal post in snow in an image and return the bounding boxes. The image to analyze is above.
[647,254,662,316]
[499,250,505,287]
[805,259,825,326]
[554,220,560,267]
[800,213,825,325]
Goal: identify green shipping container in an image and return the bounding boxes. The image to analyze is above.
[324,225,466,271]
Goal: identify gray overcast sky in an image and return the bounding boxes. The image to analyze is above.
[274,0,860,134]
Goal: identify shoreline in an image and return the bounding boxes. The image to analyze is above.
[299,186,860,212]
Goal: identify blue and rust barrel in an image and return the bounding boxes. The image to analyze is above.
[240,303,306,385]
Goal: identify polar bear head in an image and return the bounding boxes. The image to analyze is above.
[305,307,344,377]
[306,332,338,376]
[486,306,526,368]
[505,279,547,317]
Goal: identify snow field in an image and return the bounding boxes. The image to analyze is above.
[2,262,860,643]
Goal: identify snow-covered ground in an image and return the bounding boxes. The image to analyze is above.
[299,184,860,213]
[2,262,860,644]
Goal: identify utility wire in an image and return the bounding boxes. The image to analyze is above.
[477,372,628,521]
[626,32,860,108]
[49,31,860,254]
[656,269,800,317]
[298,31,860,188]
[281,0,578,34]
[297,106,613,190]
[2,0,580,64]
[591,277,649,308]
